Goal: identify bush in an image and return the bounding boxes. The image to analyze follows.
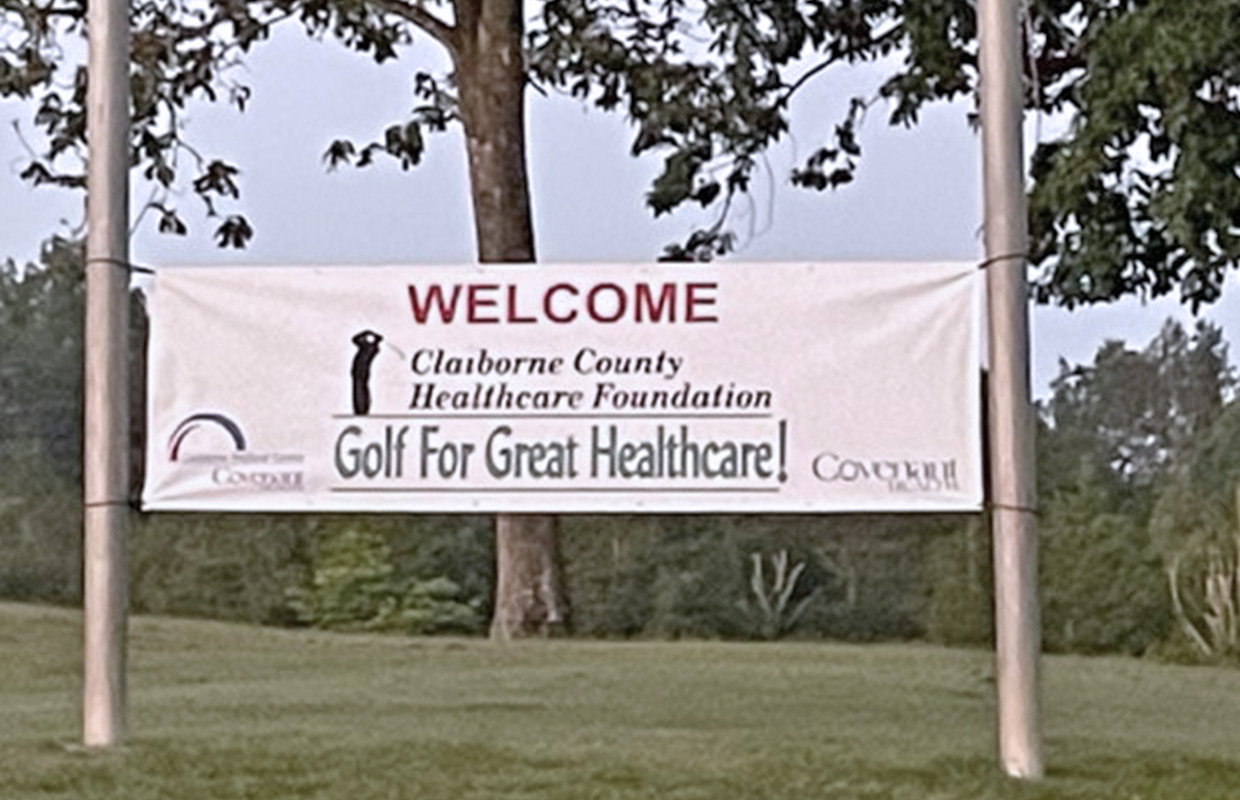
[286,527,482,634]
[1041,512,1168,655]
[131,514,311,625]
[925,518,992,647]
[0,444,81,605]
[563,515,938,641]
[1035,462,1169,655]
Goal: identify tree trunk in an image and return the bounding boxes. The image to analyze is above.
[455,0,534,264]
[455,0,567,640]
[489,513,566,638]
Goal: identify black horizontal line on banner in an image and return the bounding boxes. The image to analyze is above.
[329,486,783,494]
[331,413,774,420]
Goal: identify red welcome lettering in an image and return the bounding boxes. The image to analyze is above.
[408,284,463,323]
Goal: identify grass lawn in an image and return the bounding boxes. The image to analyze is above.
[2,601,1239,798]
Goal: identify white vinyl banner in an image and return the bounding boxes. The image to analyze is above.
[142,263,982,513]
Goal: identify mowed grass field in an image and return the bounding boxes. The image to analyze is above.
[3,602,1239,799]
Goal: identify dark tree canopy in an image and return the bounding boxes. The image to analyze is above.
[4,0,1239,298]
[1025,0,1240,310]
[0,238,84,476]
[1040,318,1235,490]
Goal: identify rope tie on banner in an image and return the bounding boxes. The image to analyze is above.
[83,500,131,510]
[977,251,1028,271]
[86,257,155,275]
[987,501,1040,516]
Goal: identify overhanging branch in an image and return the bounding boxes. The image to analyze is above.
[366,0,457,53]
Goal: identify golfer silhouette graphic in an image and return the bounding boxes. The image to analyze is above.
[350,330,383,416]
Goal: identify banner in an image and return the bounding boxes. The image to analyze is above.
[142,263,981,512]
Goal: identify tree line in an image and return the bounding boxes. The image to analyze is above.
[3,240,1237,659]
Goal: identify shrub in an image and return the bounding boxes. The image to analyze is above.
[287,528,482,634]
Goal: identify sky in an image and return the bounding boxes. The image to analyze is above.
[2,26,1236,397]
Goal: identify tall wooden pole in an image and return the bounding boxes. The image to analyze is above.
[83,0,131,748]
[978,0,1043,780]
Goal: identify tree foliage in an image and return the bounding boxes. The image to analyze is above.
[1039,318,1236,659]
[286,527,484,633]
[1040,319,1234,489]
[9,0,1238,302]
[924,516,992,647]
[0,238,84,476]
[560,514,940,641]
[1039,463,1168,655]
[1149,403,1240,661]
[0,240,83,602]
[1026,0,1240,309]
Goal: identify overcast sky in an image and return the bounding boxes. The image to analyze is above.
[3,27,1236,396]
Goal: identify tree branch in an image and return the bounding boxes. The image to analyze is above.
[366,0,457,53]
[779,58,833,106]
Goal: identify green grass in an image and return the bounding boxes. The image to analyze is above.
[2,601,1239,798]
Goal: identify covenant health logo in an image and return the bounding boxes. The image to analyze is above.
[811,450,961,494]
[167,413,248,461]
[167,411,305,491]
